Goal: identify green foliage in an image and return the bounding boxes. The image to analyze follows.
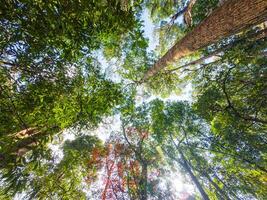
[0,0,140,134]
[145,0,187,23]
[118,25,151,82]
[0,0,138,60]
[191,0,219,27]
[193,30,267,145]
[191,29,267,199]
[146,71,184,97]
[0,0,136,175]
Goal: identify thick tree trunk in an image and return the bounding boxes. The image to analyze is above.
[142,0,267,81]
[167,27,267,73]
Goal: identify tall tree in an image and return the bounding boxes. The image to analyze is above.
[142,0,267,81]
[0,0,142,171]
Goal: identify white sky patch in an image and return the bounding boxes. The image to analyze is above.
[141,9,159,51]
[93,50,123,83]
[47,129,76,163]
[14,192,27,200]
[171,172,196,198]
[89,115,122,142]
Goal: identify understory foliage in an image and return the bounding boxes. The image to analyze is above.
[0,0,266,200]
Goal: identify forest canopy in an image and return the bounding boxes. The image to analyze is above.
[0,0,267,199]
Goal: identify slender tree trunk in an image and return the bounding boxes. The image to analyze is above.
[214,174,242,200]
[142,0,267,81]
[139,162,148,200]
[184,150,231,200]
[178,150,210,200]
[168,135,210,200]
[202,171,230,200]
[162,145,210,200]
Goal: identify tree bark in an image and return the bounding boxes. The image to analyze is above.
[142,0,267,81]
[166,27,267,73]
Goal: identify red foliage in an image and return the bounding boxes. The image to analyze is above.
[89,126,157,199]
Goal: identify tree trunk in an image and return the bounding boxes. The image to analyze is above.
[139,162,148,200]
[214,173,242,200]
[142,0,267,81]
[202,171,230,200]
[184,151,230,200]
[168,135,210,200]
[179,151,210,200]
[166,28,267,73]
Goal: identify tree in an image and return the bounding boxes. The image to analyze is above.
[142,0,267,81]
[149,99,267,199]
[0,0,142,171]
[0,68,124,170]
[1,135,105,199]
[99,120,163,199]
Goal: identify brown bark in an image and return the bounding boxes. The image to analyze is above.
[142,0,267,81]
[166,28,267,73]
